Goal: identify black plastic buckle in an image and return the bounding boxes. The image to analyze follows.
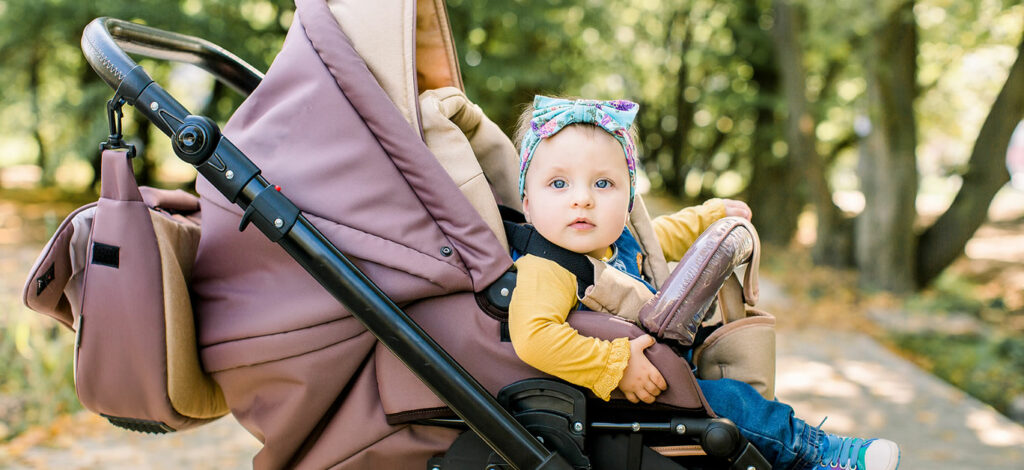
[99,96,137,158]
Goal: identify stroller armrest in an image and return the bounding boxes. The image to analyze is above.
[639,217,761,343]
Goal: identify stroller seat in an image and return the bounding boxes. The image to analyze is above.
[65,0,773,468]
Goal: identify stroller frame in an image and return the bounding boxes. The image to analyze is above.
[81,15,768,470]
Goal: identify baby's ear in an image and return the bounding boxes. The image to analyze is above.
[522,195,532,223]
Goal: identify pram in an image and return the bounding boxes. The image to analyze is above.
[66,0,773,468]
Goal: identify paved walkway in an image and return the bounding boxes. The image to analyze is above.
[0,414,259,469]
[777,329,1024,469]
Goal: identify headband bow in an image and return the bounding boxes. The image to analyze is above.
[518,96,640,210]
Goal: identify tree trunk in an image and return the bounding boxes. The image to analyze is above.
[746,70,802,246]
[651,6,694,197]
[29,45,52,186]
[915,35,1024,287]
[855,0,919,292]
[771,0,851,264]
[735,0,801,245]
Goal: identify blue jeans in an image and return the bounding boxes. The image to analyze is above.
[698,378,825,470]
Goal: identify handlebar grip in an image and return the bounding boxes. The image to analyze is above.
[81,17,263,97]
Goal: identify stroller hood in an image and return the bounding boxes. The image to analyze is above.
[194,0,511,349]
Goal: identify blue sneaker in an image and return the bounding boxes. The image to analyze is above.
[816,434,900,470]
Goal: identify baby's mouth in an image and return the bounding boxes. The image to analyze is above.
[569,218,595,230]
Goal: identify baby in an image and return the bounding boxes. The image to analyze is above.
[508,95,900,470]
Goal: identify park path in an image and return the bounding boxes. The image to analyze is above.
[776,328,1024,469]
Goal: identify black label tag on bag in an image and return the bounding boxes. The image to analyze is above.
[91,242,120,268]
[36,263,55,295]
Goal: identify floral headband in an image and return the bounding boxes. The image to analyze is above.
[518,95,640,211]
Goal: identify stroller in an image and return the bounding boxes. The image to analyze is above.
[31,0,776,468]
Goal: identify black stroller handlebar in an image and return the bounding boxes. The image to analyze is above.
[82,17,263,97]
[80,17,573,470]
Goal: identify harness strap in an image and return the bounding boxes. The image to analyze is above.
[502,221,594,297]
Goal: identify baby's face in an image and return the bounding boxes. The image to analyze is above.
[522,126,631,258]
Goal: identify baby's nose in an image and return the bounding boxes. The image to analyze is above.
[570,188,594,207]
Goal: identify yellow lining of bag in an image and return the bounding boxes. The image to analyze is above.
[152,212,228,419]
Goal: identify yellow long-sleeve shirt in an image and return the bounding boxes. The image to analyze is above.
[508,199,726,400]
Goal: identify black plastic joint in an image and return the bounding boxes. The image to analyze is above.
[483,271,518,313]
[238,185,300,242]
[113,65,155,105]
[702,418,742,458]
[173,116,220,166]
[200,138,260,204]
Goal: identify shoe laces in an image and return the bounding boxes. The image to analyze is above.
[819,434,873,469]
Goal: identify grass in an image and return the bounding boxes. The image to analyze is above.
[0,309,80,441]
[891,332,1024,417]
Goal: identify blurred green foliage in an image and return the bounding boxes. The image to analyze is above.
[0,311,78,440]
[0,0,294,188]
[0,0,1020,203]
[894,332,1024,419]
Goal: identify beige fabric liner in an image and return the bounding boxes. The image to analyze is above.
[153,213,228,419]
[328,0,462,132]
[625,195,670,289]
[329,0,419,130]
[420,87,521,251]
[579,259,654,321]
[693,306,776,400]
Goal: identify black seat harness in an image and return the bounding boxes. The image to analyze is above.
[479,207,597,327]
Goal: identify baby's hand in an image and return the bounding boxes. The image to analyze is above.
[722,199,752,220]
[618,335,667,404]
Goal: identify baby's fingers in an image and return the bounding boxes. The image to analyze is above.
[652,371,667,391]
[642,380,662,399]
[635,389,656,404]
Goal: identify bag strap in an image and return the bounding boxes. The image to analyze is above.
[100,149,144,202]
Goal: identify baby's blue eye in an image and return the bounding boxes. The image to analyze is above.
[551,180,566,189]
[595,179,611,189]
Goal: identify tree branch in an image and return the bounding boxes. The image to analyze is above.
[915,34,1024,287]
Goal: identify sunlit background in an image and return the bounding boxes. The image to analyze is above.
[1,0,1022,464]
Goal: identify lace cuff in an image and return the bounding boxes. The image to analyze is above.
[592,337,631,401]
